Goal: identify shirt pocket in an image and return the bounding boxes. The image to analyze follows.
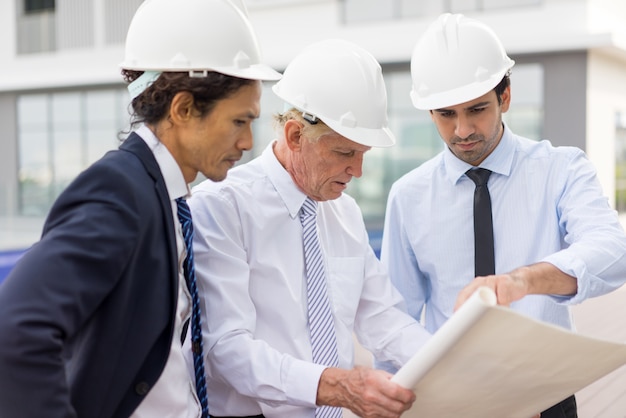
[326,257,365,329]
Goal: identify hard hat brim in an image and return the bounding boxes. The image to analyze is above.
[324,120,396,148]
[119,62,282,82]
[410,64,512,110]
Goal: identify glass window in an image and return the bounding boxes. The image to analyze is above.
[342,0,542,22]
[503,63,544,139]
[18,93,48,128]
[17,2,56,54]
[104,0,145,45]
[347,70,443,229]
[17,95,52,215]
[16,88,129,216]
[251,81,283,158]
[85,90,126,163]
[400,0,441,18]
[483,0,541,9]
[615,113,626,213]
[449,0,480,13]
[51,93,82,195]
[24,0,55,14]
[18,130,52,216]
[342,0,394,23]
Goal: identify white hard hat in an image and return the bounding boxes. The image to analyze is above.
[228,0,249,16]
[120,0,281,81]
[410,13,515,110]
[272,39,395,148]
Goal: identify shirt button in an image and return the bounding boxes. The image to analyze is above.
[135,381,151,396]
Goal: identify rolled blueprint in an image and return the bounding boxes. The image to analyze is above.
[391,286,626,418]
[392,286,496,389]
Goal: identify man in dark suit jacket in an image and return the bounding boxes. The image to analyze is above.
[0,0,280,417]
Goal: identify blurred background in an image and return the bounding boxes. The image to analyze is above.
[0,0,625,415]
[2,0,626,259]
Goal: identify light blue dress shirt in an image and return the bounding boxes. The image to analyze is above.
[381,124,626,334]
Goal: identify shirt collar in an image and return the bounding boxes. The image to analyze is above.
[135,124,191,200]
[261,140,309,219]
[443,123,515,185]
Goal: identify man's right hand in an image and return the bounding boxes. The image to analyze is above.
[316,366,415,418]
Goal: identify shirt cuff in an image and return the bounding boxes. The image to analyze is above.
[282,357,327,407]
[541,252,586,304]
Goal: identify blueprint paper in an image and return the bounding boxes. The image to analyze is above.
[392,287,626,418]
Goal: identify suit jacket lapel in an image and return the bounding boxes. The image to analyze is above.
[120,132,180,301]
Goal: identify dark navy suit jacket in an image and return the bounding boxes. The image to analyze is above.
[0,133,180,417]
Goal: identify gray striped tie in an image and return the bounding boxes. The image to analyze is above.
[300,198,342,418]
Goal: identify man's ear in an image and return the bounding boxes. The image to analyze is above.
[284,119,305,151]
[169,91,195,125]
[500,85,511,113]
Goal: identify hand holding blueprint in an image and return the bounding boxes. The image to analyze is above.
[392,287,626,417]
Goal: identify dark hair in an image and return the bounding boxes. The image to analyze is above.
[121,70,254,129]
[494,71,511,105]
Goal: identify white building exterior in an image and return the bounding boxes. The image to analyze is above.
[2,0,626,250]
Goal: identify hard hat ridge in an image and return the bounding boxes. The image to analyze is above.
[438,13,462,54]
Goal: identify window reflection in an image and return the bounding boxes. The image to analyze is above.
[86,90,125,163]
[51,92,82,195]
[18,95,51,216]
[342,0,541,22]
[16,65,543,225]
[615,113,626,213]
[17,89,129,216]
[503,63,543,139]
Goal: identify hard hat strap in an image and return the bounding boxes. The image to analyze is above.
[128,71,161,100]
[302,112,318,125]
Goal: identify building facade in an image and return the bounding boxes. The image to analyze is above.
[2,0,626,252]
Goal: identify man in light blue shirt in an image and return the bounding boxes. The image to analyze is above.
[382,13,626,418]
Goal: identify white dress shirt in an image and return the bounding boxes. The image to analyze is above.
[187,141,430,418]
[130,125,201,418]
[382,123,626,334]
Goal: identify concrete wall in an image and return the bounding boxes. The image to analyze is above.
[513,51,588,150]
[586,50,626,208]
[543,51,588,150]
[0,94,18,217]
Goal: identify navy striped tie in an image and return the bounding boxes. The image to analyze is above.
[300,198,342,418]
[176,198,209,417]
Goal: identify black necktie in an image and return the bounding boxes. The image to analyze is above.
[466,168,495,277]
[176,198,209,417]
